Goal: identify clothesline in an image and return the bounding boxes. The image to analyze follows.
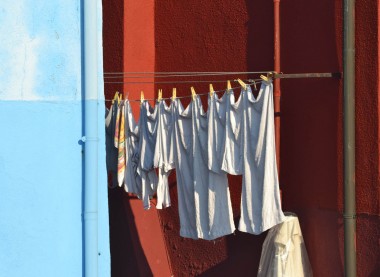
[104,80,262,102]
[103,71,341,101]
[104,80,251,84]
[105,79,284,240]
[103,71,272,76]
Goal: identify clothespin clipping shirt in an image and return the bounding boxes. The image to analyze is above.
[158,89,162,102]
[209,84,214,97]
[172,88,176,100]
[227,80,231,90]
[260,72,274,82]
[191,87,196,100]
[140,91,144,105]
[237,79,247,90]
[112,91,119,104]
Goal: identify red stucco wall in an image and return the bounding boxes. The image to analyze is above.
[103,0,380,276]
[154,1,273,276]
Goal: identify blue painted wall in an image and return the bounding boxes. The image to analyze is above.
[0,1,110,276]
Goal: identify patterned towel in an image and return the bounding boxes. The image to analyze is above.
[117,103,126,186]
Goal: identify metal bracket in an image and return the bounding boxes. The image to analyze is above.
[81,136,99,143]
[343,213,357,219]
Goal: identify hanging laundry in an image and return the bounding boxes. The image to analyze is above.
[169,98,198,239]
[105,79,285,238]
[117,101,126,187]
[193,95,235,239]
[105,101,119,188]
[114,101,121,148]
[168,96,235,240]
[153,100,174,209]
[123,100,142,196]
[222,81,285,234]
[221,89,244,175]
[137,101,159,210]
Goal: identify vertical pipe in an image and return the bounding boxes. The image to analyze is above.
[343,0,356,276]
[83,0,98,276]
[274,0,281,176]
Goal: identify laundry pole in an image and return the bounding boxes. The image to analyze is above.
[83,0,99,276]
[273,0,281,176]
[343,0,356,276]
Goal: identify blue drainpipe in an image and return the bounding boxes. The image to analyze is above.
[83,0,98,276]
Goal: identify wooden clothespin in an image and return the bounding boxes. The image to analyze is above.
[112,91,119,104]
[260,74,271,82]
[237,78,247,90]
[172,88,177,100]
[118,93,122,105]
[252,80,257,91]
[227,80,232,90]
[209,84,214,97]
[260,75,269,82]
[140,91,144,105]
[191,87,196,101]
[158,89,162,102]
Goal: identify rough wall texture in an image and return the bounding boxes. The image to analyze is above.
[154,1,276,276]
[103,0,380,276]
[354,1,380,276]
[280,0,344,276]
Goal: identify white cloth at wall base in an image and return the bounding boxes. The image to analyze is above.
[257,213,313,277]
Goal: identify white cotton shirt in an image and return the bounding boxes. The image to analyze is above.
[222,81,285,234]
[137,101,159,210]
[205,93,235,238]
[170,97,235,240]
[221,90,244,175]
[124,101,156,210]
[170,99,198,239]
[123,101,141,195]
[153,100,174,209]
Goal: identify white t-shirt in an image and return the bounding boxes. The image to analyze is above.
[222,82,285,234]
[137,101,159,210]
[153,100,174,209]
[123,101,141,195]
[221,90,244,175]
[124,101,156,210]
[170,98,198,239]
[205,93,235,238]
[170,97,235,240]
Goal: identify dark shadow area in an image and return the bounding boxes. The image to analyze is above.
[266,1,343,276]
[108,187,140,277]
[102,0,152,276]
[198,230,266,277]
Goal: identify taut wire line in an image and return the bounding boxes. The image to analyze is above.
[104,80,263,102]
[103,71,272,76]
